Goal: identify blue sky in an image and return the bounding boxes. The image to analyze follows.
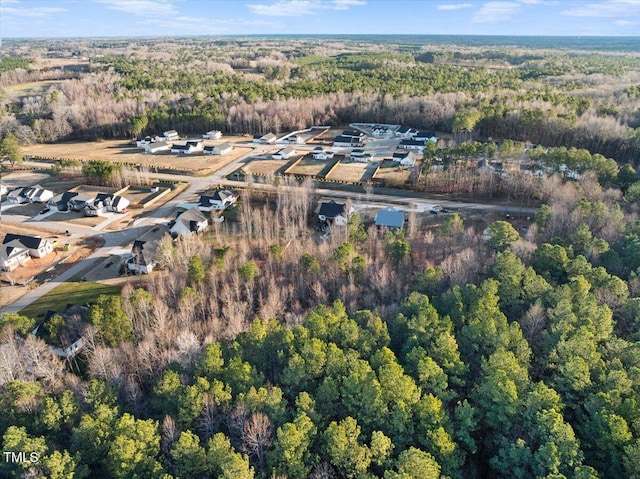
[1,0,639,37]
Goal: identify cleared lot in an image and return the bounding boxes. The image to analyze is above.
[288,157,333,177]
[244,158,290,176]
[326,161,372,183]
[23,139,252,175]
[374,161,413,185]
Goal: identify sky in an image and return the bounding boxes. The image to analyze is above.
[1,0,640,38]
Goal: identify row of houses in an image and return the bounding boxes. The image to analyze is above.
[1,234,54,271]
[7,185,54,204]
[47,191,130,216]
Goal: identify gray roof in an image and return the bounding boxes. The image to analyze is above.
[375,207,405,228]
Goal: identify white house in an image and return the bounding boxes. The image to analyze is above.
[333,135,362,148]
[399,139,426,151]
[128,239,160,274]
[283,135,305,145]
[414,131,438,143]
[203,143,233,155]
[170,207,209,238]
[203,130,222,140]
[0,240,30,271]
[136,136,155,148]
[85,194,130,216]
[161,130,180,141]
[318,200,355,227]
[312,147,334,160]
[7,185,54,204]
[273,146,296,160]
[145,141,171,154]
[2,233,54,260]
[198,190,238,211]
[171,140,203,155]
[395,126,418,138]
[253,133,277,144]
[393,151,418,167]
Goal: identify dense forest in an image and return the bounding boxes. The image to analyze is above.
[2,171,640,478]
[1,37,640,162]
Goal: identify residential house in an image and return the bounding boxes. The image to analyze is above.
[284,135,305,144]
[34,305,90,359]
[7,185,54,204]
[341,129,365,139]
[84,193,130,216]
[253,133,277,144]
[350,149,373,162]
[333,135,362,148]
[171,140,203,155]
[128,238,162,274]
[414,131,438,143]
[203,130,222,139]
[399,139,426,151]
[477,159,495,174]
[372,125,392,137]
[159,130,179,141]
[48,191,78,211]
[318,200,354,226]
[0,240,30,271]
[198,190,238,211]
[170,207,209,238]
[272,146,296,160]
[312,147,334,160]
[203,143,233,155]
[67,193,95,212]
[393,151,418,167]
[3,234,54,258]
[145,141,171,154]
[375,207,405,230]
[395,126,418,138]
[136,136,155,148]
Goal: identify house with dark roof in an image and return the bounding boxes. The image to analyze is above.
[198,190,238,212]
[3,233,54,258]
[203,130,222,139]
[171,140,203,155]
[395,126,418,138]
[170,207,209,238]
[375,207,405,230]
[393,150,418,167]
[67,193,96,212]
[48,191,79,211]
[136,136,155,148]
[33,304,90,359]
[0,240,30,271]
[333,135,362,148]
[414,131,438,143]
[145,141,172,154]
[84,193,131,216]
[318,200,354,226]
[7,185,54,204]
[128,239,161,274]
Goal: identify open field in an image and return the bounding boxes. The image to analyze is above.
[0,171,52,189]
[23,139,252,175]
[244,158,290,176]
[288,157,332,176]
[4,79,68,96]
[18,281,121,319]
[326,161,372,183]
[374,161,413,185]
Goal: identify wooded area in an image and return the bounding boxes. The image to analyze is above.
[2,36,640,479]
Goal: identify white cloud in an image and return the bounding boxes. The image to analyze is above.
[1,5,67,18]
[561,0,640,18]
[247,0,365,17]
[436,3,473,10]
[94,0,177,16]
[615,19,640,25]
[471,1,521,23]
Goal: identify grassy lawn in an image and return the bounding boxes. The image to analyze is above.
[19,282,121,319]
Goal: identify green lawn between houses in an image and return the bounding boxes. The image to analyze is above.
[19,282,121,320]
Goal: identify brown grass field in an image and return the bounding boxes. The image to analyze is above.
[23,139,252,175]
[244,158,290,176]
[326,162,372,183]
[374,162,413,184]
[288,157,331,176]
